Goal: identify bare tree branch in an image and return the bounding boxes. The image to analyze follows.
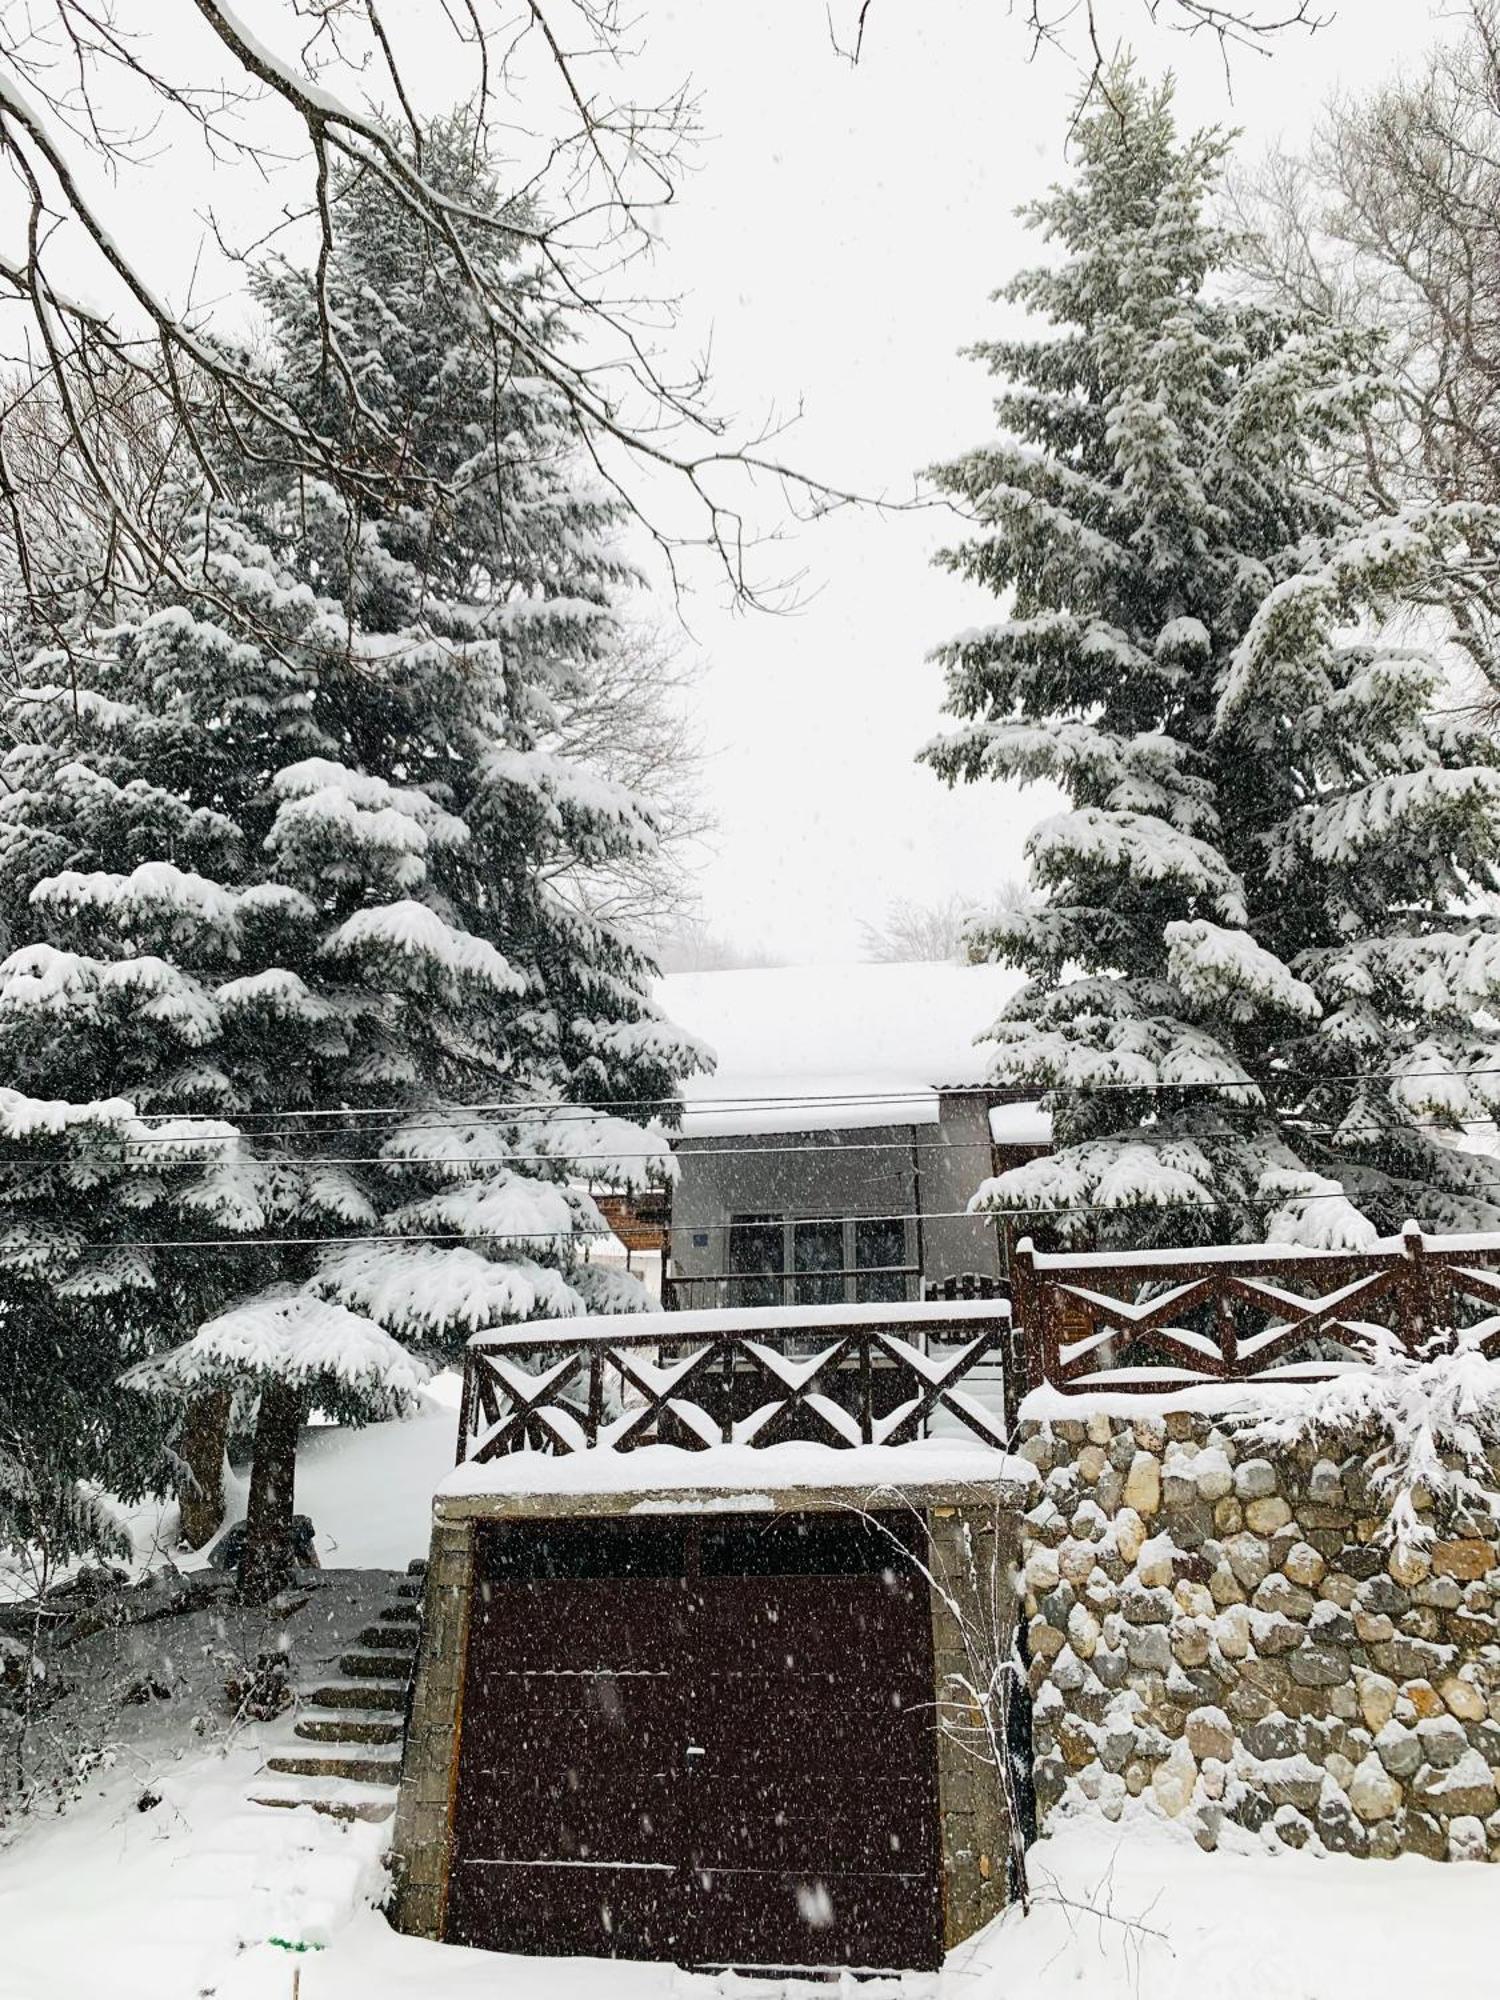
[829,0,1329,92]
[1231,0,1500,702]
[0,1,906,627]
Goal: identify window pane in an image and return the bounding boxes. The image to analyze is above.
[730,1216,784,1309]
[854,1217,906,1270]
[855,1269,910,1305]
[793,1221,844,1306]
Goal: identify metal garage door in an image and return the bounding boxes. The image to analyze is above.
[445,1511,943,1973]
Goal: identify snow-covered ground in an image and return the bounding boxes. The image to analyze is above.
[7,1762,1499,2000]
[5,1398,1498,1997]
[103,1380,463,1586]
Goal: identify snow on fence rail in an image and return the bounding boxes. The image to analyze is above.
[456,1296,1014,1461]
[1011,1224,1500,1396]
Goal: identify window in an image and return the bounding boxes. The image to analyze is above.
[794,1220,844,1305]
[725,1215,913,1307]
[727,1214,783,1309]
[854,1216,909,1304]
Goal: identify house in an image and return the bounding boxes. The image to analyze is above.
[655,962,1050,1310]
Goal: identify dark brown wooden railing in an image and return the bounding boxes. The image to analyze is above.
[455,1230,1500,1465]
[457,1299,1013,1463]
[1012,1225,1500,1396]
[660,1268,920,1313]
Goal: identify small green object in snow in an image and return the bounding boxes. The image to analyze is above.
[269,1938,324,1953]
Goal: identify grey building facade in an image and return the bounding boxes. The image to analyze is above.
[662,1087,1047,1310]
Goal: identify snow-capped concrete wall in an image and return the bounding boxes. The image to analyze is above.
[1019,1412,1500,1862]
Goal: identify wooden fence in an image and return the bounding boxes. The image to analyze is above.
[455,1229,1500,1461]
[1010,1225,1500,1397]
[456,1300,1012,1463]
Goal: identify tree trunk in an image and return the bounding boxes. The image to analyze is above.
[237,1382,303,1605]
[177,1391,231,1551]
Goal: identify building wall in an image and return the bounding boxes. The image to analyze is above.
[666,1103,1004,1296]
[1019,1411,1500,1861]
[918,1092,1006,1286]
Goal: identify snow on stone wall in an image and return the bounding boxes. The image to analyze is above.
[1019,1412,1500,1862]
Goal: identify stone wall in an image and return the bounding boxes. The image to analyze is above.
[1019,1410,1500,1862]
[388,1517,473,1938]
[928,1502,1020,1946]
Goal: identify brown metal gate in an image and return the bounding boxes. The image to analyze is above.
[446,1511,943,1972]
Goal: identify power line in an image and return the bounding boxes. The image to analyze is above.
[55,1108,1500,1173]
[70,1172,1500,1256]
[70,1059,1500,1140]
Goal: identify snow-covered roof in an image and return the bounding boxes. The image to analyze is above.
[988,1099,1052,1147]
[655,961,1027,1136]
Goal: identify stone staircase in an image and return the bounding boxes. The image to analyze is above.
[249,1560,425,1824]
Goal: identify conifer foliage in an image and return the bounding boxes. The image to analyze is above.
[925,77,1500,1252]
[0,125,702,1594]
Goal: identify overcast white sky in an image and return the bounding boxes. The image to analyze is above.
[11,1,1460,965]
[626,1,1458,963]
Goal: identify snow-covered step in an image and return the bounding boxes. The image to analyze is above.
[266,1745,403,1786]
[339,1647,413,1678]
[248,1774,398,1824]
[354,1622,419,1652]
[295,1710,405,1746]
[306,1677,407,1710]
[379,1602,421,1624]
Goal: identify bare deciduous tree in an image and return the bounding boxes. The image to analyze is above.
[646,917,783,975]
[859,881,1034,965]
[550,613,710,930]
[1231,1,1500,699]
[0,1,869,624]
[831,0,1327,92]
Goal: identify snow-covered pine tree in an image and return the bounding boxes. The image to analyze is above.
[0,121,703,1596]
[924,73,1500,1253]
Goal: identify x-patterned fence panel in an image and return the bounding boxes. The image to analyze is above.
[1011,1225,1500,1397]
[456,1305,1015,1463]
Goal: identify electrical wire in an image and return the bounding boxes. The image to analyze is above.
[71,1059,1500,1140]
[66,1167,1500,1256]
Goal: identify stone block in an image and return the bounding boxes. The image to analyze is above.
[1409,1751,1497,1819]
[1416,1715,1471,1770]
[1253,1574,1316,1620]
[1448,1815,1488,1862]
[1243,1712,1302,1760]
[1348,1753,1402,1823]
[1289,1645,1352,1689]
[1404,1810,1448,1861]
[1432,1540,1496,1582]
[1234,1459,1278,1501]
[1224,1533,1272,1592]
[1369,1635,1455,1682]
[1283,1542,1326,1588]
[1376,1722,1423,1777]
[1124,1624,1173,1673]
[1185,1705,1234,1762]
[1123,1453,1161,1518]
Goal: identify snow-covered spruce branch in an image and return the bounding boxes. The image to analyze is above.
[1233,1326,1500,1552]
